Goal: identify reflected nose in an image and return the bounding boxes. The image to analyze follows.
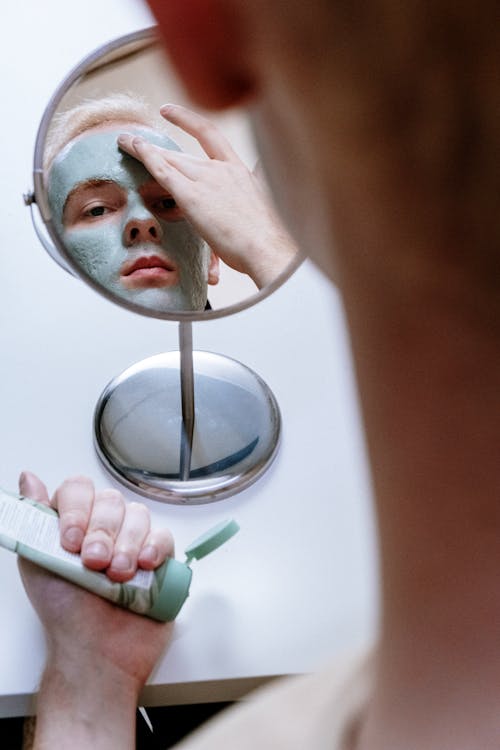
[123,216,163,247]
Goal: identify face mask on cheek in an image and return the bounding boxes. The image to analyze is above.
[62,221,126,295]
[61,212,209,312]
[156,220,210,311]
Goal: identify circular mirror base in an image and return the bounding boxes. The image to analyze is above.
[94,351,281,504]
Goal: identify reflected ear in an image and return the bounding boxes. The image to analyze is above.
[208,250,220,285]
[146,0,255,109]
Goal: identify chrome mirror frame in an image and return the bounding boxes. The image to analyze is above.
[28,26,303,322]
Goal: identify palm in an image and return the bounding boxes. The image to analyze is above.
[19,558,172,684]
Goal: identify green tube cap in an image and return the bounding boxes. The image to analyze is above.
[185,519,240,563]
[146,558,193,622]
[146,519,240,622]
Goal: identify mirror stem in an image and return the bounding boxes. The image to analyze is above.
[179,321,195,481]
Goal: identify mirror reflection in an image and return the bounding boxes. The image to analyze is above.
[27,29,290,502]
[45,99,218,313]
[36,32,301,319]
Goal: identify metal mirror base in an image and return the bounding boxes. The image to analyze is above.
[94,351,281,504]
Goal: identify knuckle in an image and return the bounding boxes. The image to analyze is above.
[156,528,175,554]
[113,543,135,557]
[199,121,215,138]
[155,163,170,180]
[62,508,88,528]
[60,475,93,490]
[86,527,114,544]
[98,489,124,507]
[132,136,146,150]
[128,501,149,517]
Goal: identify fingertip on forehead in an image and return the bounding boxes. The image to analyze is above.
[71,122,183,153]
[128,126,182,154]
[47,125,183,204]
[50,123,182,178]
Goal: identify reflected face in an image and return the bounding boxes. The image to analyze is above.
[47,126,211,312]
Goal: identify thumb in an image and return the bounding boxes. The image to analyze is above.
[19,471,50,506]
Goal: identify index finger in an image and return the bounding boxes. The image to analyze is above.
[51,476,94,554]
[160,103,239,162]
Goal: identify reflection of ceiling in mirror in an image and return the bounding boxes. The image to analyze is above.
[46,36,259,311]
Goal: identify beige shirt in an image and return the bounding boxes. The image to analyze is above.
[174,652,373,750]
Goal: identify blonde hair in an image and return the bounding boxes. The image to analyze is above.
[44,93,169,173]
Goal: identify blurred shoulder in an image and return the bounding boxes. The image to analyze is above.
[174,649,374,750]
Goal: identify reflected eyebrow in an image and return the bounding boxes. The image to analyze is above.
[139,179,175,199]
[62,179,118,219]
[138,178,162,192]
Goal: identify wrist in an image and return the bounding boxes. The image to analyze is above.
[250,232,298,288]
[45,646,142,698]
[35,657,139,750]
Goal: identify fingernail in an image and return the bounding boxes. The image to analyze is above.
[160,103,175,114]
[63,526,84,550]
[117,134,128,144]
[84,542,109,561]
[111,553,132,572]
[140,545,158,566]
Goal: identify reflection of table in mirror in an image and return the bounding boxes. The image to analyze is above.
[0,0,377,718]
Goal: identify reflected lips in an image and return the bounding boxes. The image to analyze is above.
[120,255,179,289]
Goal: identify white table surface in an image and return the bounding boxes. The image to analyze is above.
[0,0,378,717]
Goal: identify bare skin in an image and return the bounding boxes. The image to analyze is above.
[18,472,173,750]
[240,4,500,749]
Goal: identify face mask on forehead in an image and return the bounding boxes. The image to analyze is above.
[47,126,210,313]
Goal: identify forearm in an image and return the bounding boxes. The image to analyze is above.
[34,655,140,750]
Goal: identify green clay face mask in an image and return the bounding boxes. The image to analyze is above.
[47,127,209,313]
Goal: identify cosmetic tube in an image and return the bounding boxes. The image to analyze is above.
[0,487,239,621]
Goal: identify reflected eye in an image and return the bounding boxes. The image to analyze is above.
[139,184,183,221]
[63,181,125,228]
[153,195,177,211]
[81,204,113,219]
[159,197,177,210]
[88,206,107,217]
[150,195,183,221]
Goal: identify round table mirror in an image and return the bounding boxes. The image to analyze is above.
[25,27,301,503]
